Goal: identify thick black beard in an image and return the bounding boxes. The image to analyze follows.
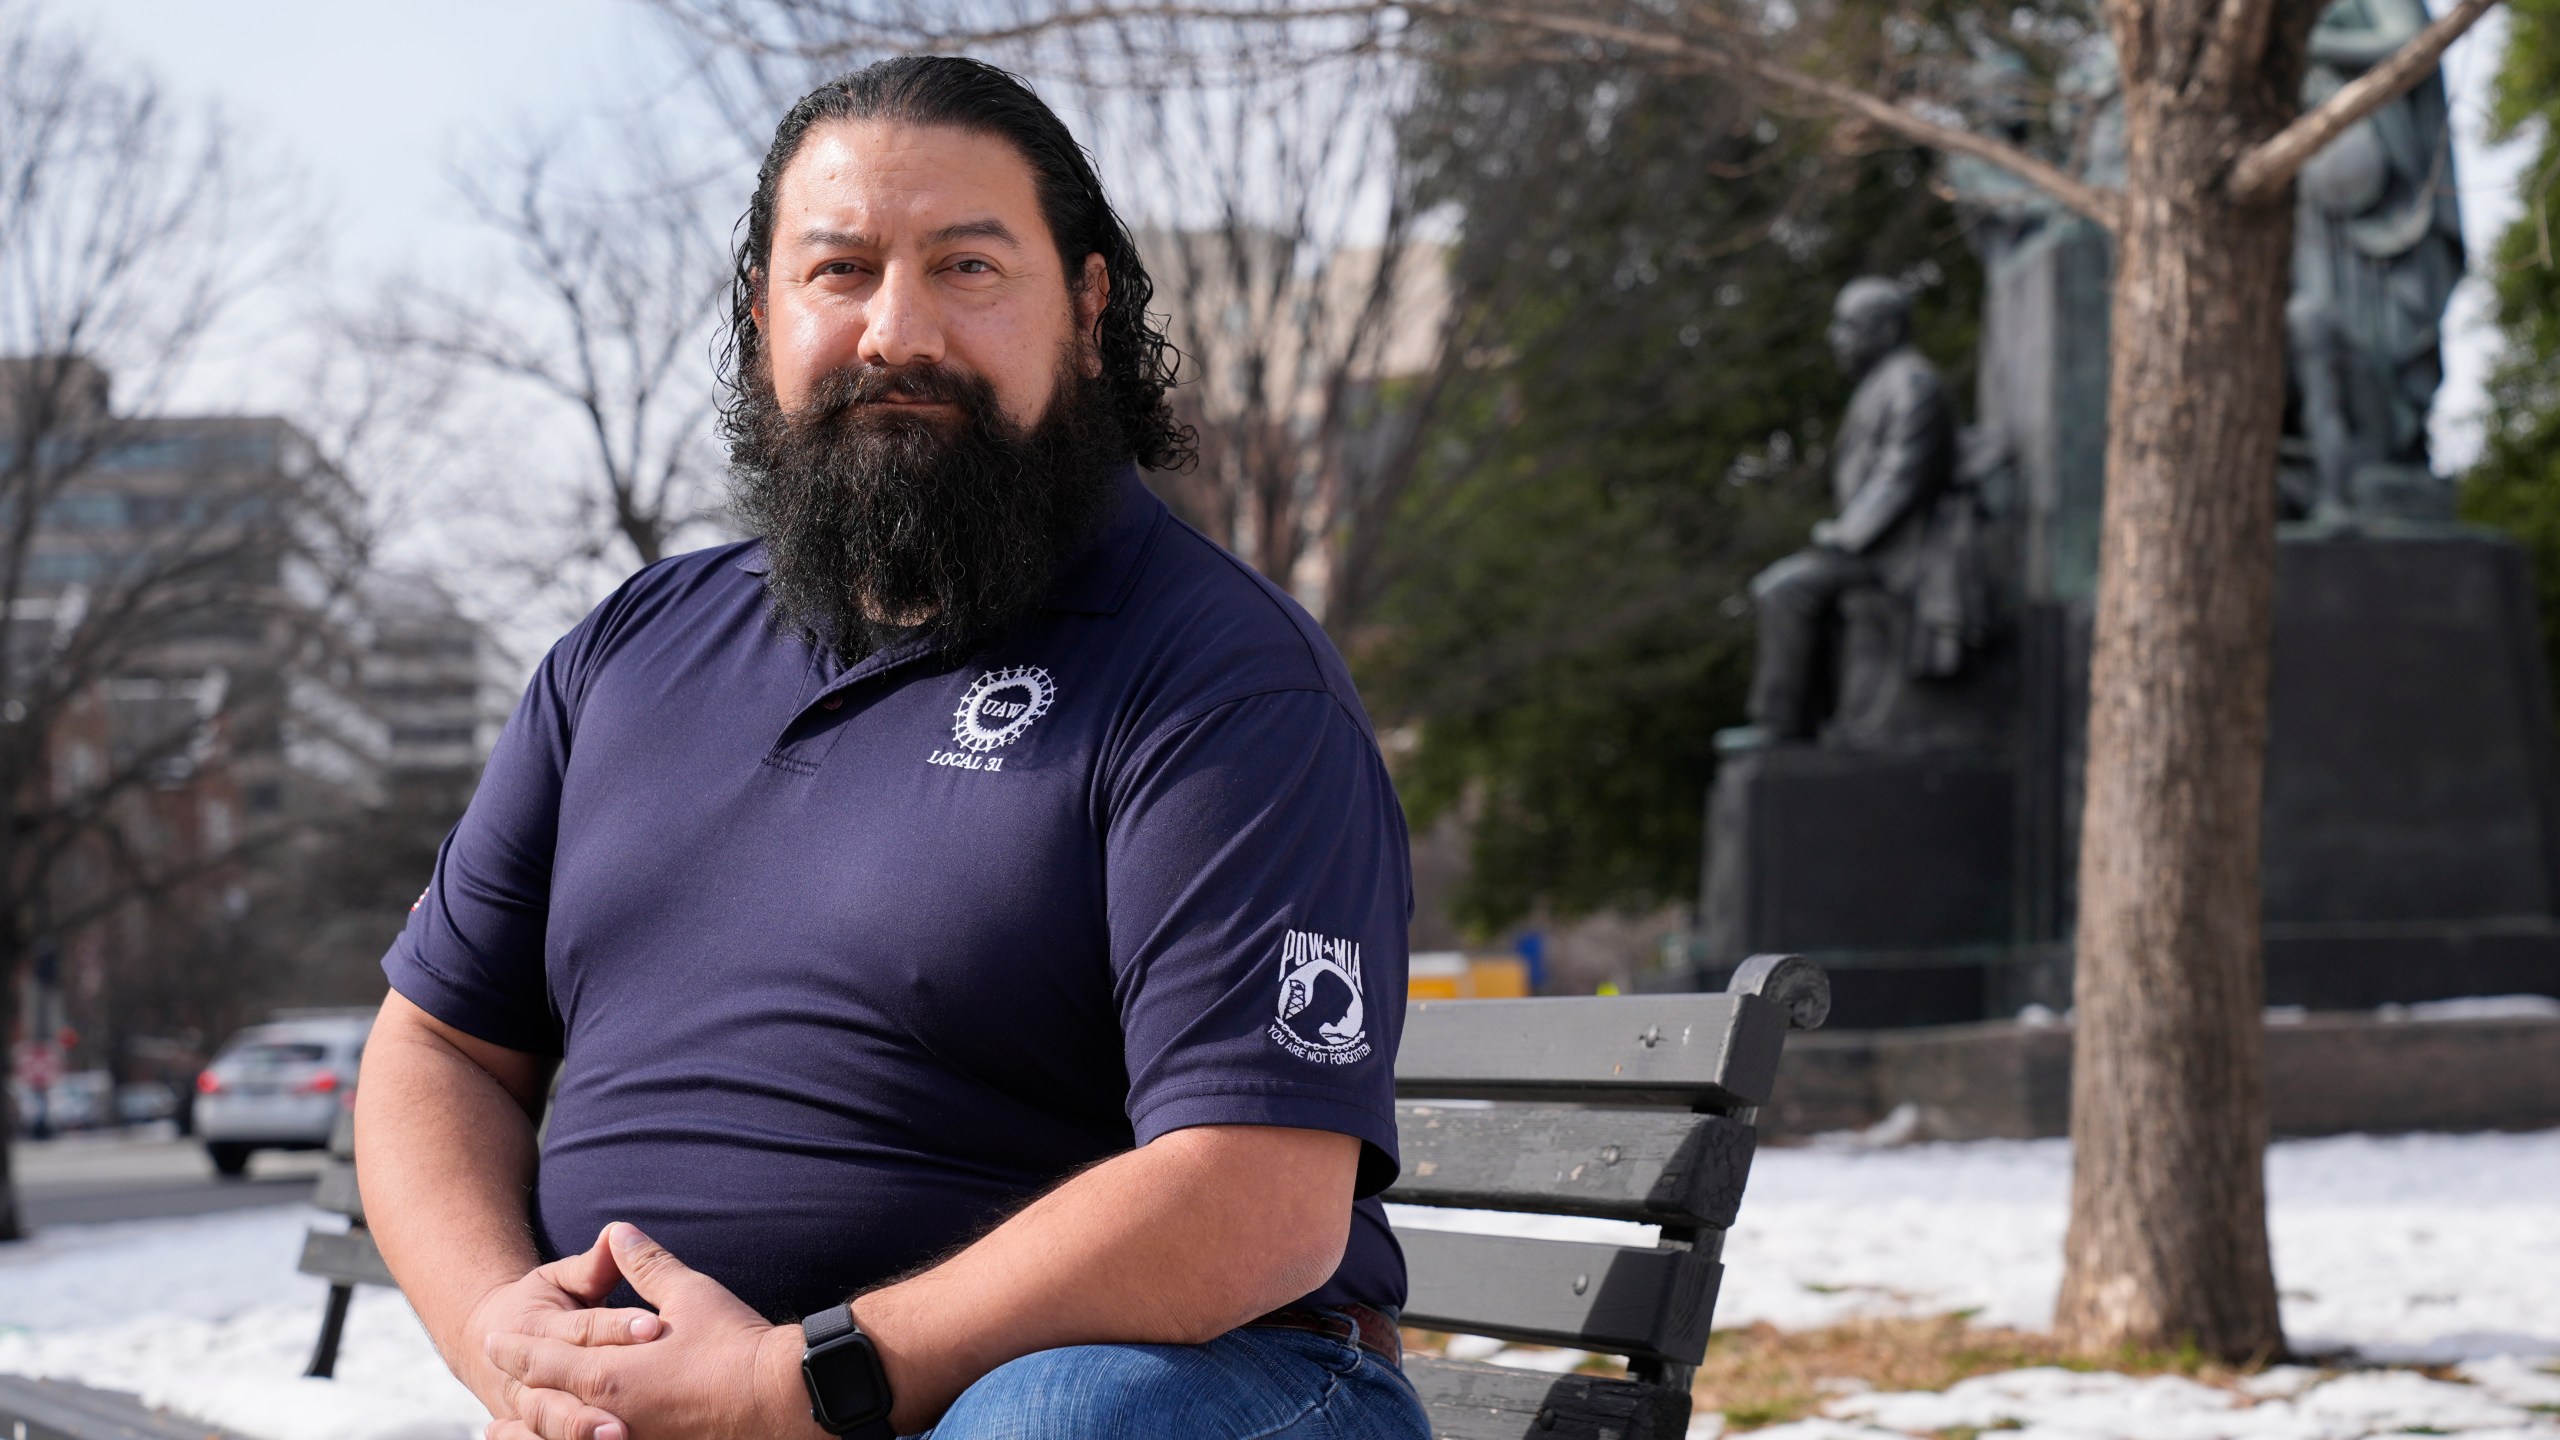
[726,353,1125,663]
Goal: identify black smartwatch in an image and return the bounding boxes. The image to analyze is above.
[799,1303,896,1438]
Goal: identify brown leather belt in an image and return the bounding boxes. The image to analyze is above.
[1244,1302,1403,1366]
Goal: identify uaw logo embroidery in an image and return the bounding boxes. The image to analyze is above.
[1269,928,1371,1065]
[928,666,1054,772]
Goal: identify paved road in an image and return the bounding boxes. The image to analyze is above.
[10,1130,326,1227]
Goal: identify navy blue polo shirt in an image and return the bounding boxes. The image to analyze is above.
[382,465,1410,1322]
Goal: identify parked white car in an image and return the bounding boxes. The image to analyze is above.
[194,1012,372,1178]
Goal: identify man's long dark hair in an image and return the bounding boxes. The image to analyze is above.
[718,56,1194,473]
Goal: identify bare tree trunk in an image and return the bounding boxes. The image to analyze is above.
[0,898,25,1244]
[2056,77,2292,1363]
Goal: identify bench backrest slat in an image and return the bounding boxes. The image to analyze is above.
[1387,1104,1756,1229]
[1394,993,1788,1109]
[1397,1229,1723,1367]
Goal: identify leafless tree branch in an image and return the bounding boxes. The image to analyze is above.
[1397,3,2122,230]
[653,0,2123,230]
[374,125,733,572]
[2226,0,2502,201]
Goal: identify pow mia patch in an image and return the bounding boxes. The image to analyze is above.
[1269,928,1371,1065]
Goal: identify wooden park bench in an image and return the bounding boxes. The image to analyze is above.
[296,953,1830,1437]
[1391,952,1829,1439]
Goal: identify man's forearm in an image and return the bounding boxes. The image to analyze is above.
[356,992,552,1397]
[842,1125,1358,1433]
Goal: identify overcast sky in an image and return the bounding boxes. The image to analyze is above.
[81,0,682,275]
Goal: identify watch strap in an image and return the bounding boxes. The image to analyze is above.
[799,1304,895,1439]
[802,1302,855,1347]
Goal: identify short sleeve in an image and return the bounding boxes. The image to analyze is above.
[379,622,592,1056]
[1105,688,1412,1198]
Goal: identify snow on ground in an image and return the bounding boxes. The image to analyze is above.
[0,1203,322,1332]
[1726,1358,2560,1440]
[3,1128,2555,1439]
[1394,1125,2560,1361]
[0,1206,483,1439]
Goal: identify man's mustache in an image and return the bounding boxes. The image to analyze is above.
[801,361,990,421]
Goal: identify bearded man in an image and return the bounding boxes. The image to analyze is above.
[357,58,1423,1440]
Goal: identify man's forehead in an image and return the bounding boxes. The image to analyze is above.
[774,118,1048,247]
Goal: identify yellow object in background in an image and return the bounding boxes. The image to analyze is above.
[1407,952,1533,999]
[1408,952,1467,1000]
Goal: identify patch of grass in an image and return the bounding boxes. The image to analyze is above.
[1396,1331,1626,1378]
[1687,1314,2260,1432]
[1401,1315,2288,1433]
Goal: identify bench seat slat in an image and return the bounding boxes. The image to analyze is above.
[1400,1357,1691,1440]
[1398,1230,1722,1366]
[298,1226,395,1289]
[1391,1105,1755,1229]
[0,1373,260,1440]
[1395,995,1786,1109]
[312,1162,364,1220]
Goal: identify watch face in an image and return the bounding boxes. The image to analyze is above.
[805,1330,891,1432]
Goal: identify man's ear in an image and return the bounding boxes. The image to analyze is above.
[750,271,768,332]
[1076,253,1109,376]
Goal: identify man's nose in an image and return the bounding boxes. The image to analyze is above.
[858,262,946,368]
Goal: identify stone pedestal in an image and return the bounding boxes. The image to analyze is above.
[1701,747,2024,1027]
[2260,529,2560,1006]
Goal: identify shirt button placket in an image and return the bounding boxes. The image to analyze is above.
[767,682,852,774]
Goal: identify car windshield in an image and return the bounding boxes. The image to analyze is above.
[222,1042,328,1068]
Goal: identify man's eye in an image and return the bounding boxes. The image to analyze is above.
[819,262,864,277]
[951,259,994,274]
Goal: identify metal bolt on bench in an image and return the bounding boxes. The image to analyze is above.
[1389,953,1830,1440]
[292,953,1831,1438]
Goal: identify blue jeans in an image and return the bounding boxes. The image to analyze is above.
[918,1319,1431,1439]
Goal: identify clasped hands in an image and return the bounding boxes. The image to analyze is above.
[465,1222,824,1440]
